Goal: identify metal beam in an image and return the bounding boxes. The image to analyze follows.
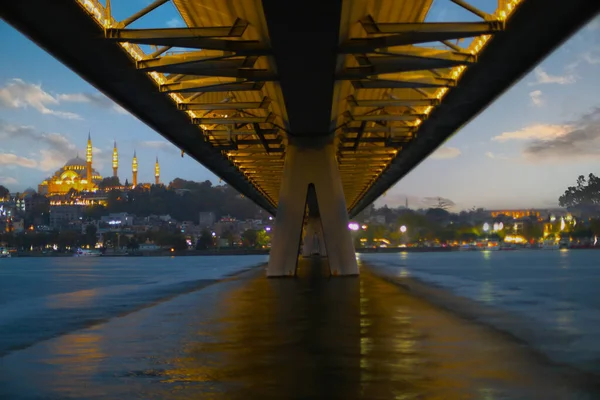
[449,0,492,20]
[116,0,169,29]
[338,53,473,79]
[179,97,271,111]
[108,25,248,43]
[253,122,273,153]
[237,139,281,145]
[343,126,415,134]
[193,113,275,125]
[202,128,278,136]
[138,54,257,71]
[345,112,425,122]
[347,95,439,107]
[359,16,501,34]
[352,78,453,90]
[107,30,269,55]
[160,80,265,93]
[341,20,503,53]
[352,121,367,151]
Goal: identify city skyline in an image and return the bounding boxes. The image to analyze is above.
[0,2,599,211]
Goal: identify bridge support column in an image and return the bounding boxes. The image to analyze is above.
[267,143,358,277]
[302,216,327,257]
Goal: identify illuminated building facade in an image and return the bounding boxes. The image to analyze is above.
[132,150,138,187]
[38,136,156,195]
[112,140,118,177]
[155,157,160,185]
[38,134,103,195]
[490,210,541,219]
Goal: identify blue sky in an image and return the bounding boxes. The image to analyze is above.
[0,1,598,211]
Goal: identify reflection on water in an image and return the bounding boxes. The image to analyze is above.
[479,281,494,304]
[144,261,598,398]
[1,259,598,399]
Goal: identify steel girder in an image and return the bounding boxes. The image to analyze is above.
[3,0,593,216]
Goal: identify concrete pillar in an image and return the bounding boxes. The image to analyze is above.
[302,216,327,257]
[267,143,358,277]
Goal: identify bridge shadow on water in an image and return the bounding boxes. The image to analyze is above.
[147,258,594,400]
[1,258,597,399]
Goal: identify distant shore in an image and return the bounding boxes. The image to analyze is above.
[12,246,599,257]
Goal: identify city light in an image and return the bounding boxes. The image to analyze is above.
[483,223,490,232]
[265,226,271,232]
[400,225,407,233]
[361,224,368,230]
[348,223,359,231]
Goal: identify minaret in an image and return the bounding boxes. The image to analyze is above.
[154,156,160,185]
[112,140,118,178]
[132,150,138,187]
[86,132,93,190]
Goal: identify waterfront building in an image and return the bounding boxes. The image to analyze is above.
[38,134,102,195]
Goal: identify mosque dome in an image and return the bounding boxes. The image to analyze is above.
[64,156,87,168]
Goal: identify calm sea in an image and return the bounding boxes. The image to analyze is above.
[0,255,268,357]
[0,251,599,399]
[360,249,600,374]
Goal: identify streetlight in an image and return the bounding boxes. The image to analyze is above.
[400,225,407,233]
[483,223,490,238]
[348,223,359,231]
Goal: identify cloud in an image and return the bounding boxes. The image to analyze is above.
[0,79,128,119]
[485,151,508,160]
[0,176,18,186]
[0,153,37,168]
[0,120,77,171]
[582,51,600,65]
[166,18,184,28]
[529,67,575,86]
[430,146,461,159]
[492,124,572,142]
[529,90,543,107]
[139,140,179,156]
[0,79,81,119]
[57,92,128,114]
[523,107,600,160]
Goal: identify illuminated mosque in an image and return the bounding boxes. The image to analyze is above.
[38,134,160,195]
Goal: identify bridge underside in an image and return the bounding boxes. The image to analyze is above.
[1,0,598,275]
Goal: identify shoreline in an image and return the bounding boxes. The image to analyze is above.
[11,245,599,257]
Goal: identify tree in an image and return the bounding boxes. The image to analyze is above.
[256,230,271,248]
[559,174,600,209]
[0,185,9,199]
[98,176,121,189]
[221,230,235,247]
[196,229,214,249]
[425,208,451,225]
[241,229,259,248]
[423,196,455,210]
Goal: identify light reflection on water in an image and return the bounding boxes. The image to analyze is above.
[363,250,600,375]
[0,257,599,399]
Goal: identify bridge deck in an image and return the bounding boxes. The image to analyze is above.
[2,1,597,215]
[0,259,594,399]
